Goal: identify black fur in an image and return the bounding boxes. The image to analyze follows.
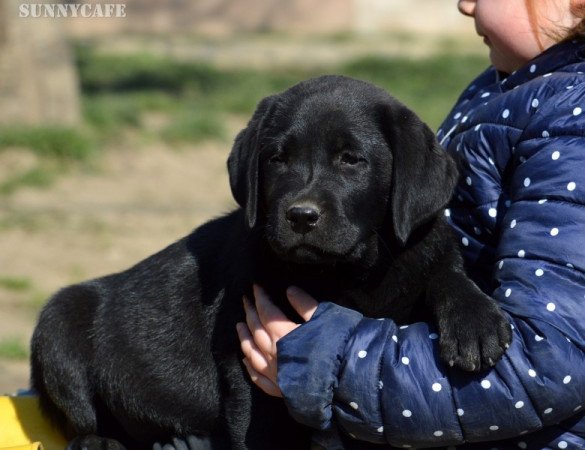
[30,75,512,450]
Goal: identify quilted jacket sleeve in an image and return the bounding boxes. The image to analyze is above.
[277,87,585,448]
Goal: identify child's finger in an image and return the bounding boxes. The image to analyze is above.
[243,296,274,356]
[242,358,282,398]
[286,286,319,322]
[237,322,271,375]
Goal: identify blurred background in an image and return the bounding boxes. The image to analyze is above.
[0,0,487,393]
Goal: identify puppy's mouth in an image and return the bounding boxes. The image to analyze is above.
[285,244,341,264]
[269,239,366,266]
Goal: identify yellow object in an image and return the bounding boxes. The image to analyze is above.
[0,395,67,450]
[2,446,42,450]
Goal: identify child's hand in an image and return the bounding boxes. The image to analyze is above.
[236,284,318,397]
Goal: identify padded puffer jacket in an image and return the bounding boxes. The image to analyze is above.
[276,39,585,449]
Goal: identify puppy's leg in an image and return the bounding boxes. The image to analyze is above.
[221,355,310,450]
[221,357,253,450]
[31,285,126,444]
[428,265,512,372]
[32,286,101,430]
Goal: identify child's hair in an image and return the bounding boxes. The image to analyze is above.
[567,3,585,40]
[525,0,585,47]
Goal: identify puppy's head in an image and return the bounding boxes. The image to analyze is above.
[228,75,458,266]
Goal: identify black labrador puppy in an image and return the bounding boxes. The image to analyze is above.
[31,75,512,450]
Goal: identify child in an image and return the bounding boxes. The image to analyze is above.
[238,0,585,448]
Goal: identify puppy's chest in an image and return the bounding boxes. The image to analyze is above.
[274,276,428,325]
[256,257,430,325]
[336,284,428,325]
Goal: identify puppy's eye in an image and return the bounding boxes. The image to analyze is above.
[340,152,362,166]
[269,154,286,165]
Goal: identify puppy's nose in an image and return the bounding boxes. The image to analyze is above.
[286,205,320,234]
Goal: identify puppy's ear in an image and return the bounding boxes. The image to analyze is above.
[227,95,276,229]
[379,101,459,246]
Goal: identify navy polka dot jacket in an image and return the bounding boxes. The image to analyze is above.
[276,39,585,449]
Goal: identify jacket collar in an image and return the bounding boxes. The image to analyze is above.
[496,38,585,90]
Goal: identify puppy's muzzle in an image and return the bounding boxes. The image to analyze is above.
[286,204,321,234]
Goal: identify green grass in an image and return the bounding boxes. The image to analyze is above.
[0,166,56,195]
[0,276,33,292]
[0,337,28,360]
[77,47,305,140]
[161,108,226,143]
[82,94,142,134]
[0,126,96,193]
[76,46,487,132]
[0,127,94,161]
[0,43,488,195]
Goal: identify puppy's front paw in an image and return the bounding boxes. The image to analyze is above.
[437,295,512,372]
[68,435,126,450]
